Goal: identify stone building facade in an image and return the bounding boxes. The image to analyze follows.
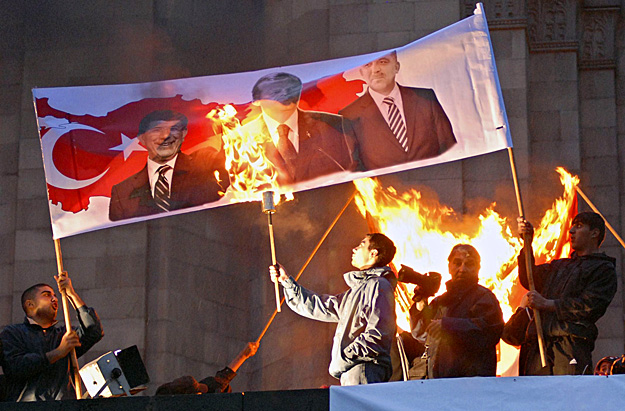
[0,0,623,392]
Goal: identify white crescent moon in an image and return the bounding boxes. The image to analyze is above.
[41,122,109,190]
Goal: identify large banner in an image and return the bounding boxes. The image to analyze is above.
[34,4,511,239]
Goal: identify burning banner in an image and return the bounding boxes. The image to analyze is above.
[34,4,511,239]
[353,167,579,375]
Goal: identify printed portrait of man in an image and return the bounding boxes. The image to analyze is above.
[244,72,356,186]
[108,110,228,221]
[340,51,456,171]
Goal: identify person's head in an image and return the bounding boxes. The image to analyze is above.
[360,51,400,96]
[137,110,188,164]
[352,233,396,270]
[252,72,302,123]
[447,244,481,284]
[21,283,58,323]
[594,356,618,375]
[569,212,605,253]
[611,356,625,375]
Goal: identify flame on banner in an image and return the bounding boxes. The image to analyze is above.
[353,167,579,333]
[207,105,293,204]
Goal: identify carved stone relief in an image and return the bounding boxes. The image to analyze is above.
[527,0,578,52]
[579,8,618,70]
[461,0,526,28]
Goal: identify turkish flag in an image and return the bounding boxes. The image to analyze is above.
[36,96,253,213]
[36,76,364,215]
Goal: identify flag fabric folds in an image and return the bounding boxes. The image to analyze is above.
[33,4,511,239]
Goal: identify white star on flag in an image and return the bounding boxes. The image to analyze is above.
[110,133,146,160]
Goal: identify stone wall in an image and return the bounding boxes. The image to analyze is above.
[0,0,623,394]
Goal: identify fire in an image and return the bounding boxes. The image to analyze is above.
[207,105,293,204]
[353,167,579,333]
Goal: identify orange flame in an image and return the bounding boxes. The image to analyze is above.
[353,167,579,341]
[207,105,293,204]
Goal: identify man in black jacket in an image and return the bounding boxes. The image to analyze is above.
[0,272,104,401]
[410,244,504,378]
[505,212,617,375]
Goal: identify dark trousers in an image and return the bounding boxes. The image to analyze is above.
[339,362,390,386]
[524,336,593,375]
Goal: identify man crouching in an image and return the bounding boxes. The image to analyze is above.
[270,233,397,385]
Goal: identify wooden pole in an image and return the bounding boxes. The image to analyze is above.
[256,191,357,345]
[507,148,548,368]
[53,239,83,399]
[262,191,281,313]
[267,212,281,313]
[575,186,625,250]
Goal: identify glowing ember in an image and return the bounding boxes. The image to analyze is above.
[353,167,579,346]
[207,105,293,204]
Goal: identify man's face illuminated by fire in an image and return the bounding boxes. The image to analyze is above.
[360,53,400,96]
[351,236,378,270]
[569,220,599,252]
[448,248,480,283]
[27,285,58,322]
[139,120,187,164]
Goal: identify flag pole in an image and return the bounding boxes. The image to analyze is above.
[53,239,83,399]
[262,191,281,313]
[575,186,625,250]
[507,148,548,368]
[256,190,357,344]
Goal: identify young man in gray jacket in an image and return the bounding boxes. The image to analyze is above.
[270,233,397,385]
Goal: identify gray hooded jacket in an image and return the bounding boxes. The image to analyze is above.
[281,266,397,379]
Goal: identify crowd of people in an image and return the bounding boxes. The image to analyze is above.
[271,211,619,384]
[0,210,620,401]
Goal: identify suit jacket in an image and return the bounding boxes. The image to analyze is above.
[109,148,228,221]
[339,85,456,171]
[248,109,356,186]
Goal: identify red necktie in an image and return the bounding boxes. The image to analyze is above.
[276,124,297,179]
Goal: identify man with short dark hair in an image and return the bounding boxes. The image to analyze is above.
[247,72,356,185]
[340,51,456,170]
[269,233,397,385]
[109,110,228,221]
[503,212,617,375]
[0,273,103,401]
[409,244,504,378]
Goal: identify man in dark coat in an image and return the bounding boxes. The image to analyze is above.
[339,51,456,171]
[0,272,104,401]
[504,212,617,375]
[410,244,504,378]
[109,110,228,221]
[247,72,356,186]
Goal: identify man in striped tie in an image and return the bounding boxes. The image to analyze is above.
[340,51,457,171]
[109,110,228,221]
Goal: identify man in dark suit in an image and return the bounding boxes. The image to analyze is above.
[248,72,355,185]
[109,110,227,221]
[340,51,456,171]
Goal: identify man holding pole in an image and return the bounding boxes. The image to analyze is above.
[269,233,397,385]
[0,272,103,401]
[510,212,617,375]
